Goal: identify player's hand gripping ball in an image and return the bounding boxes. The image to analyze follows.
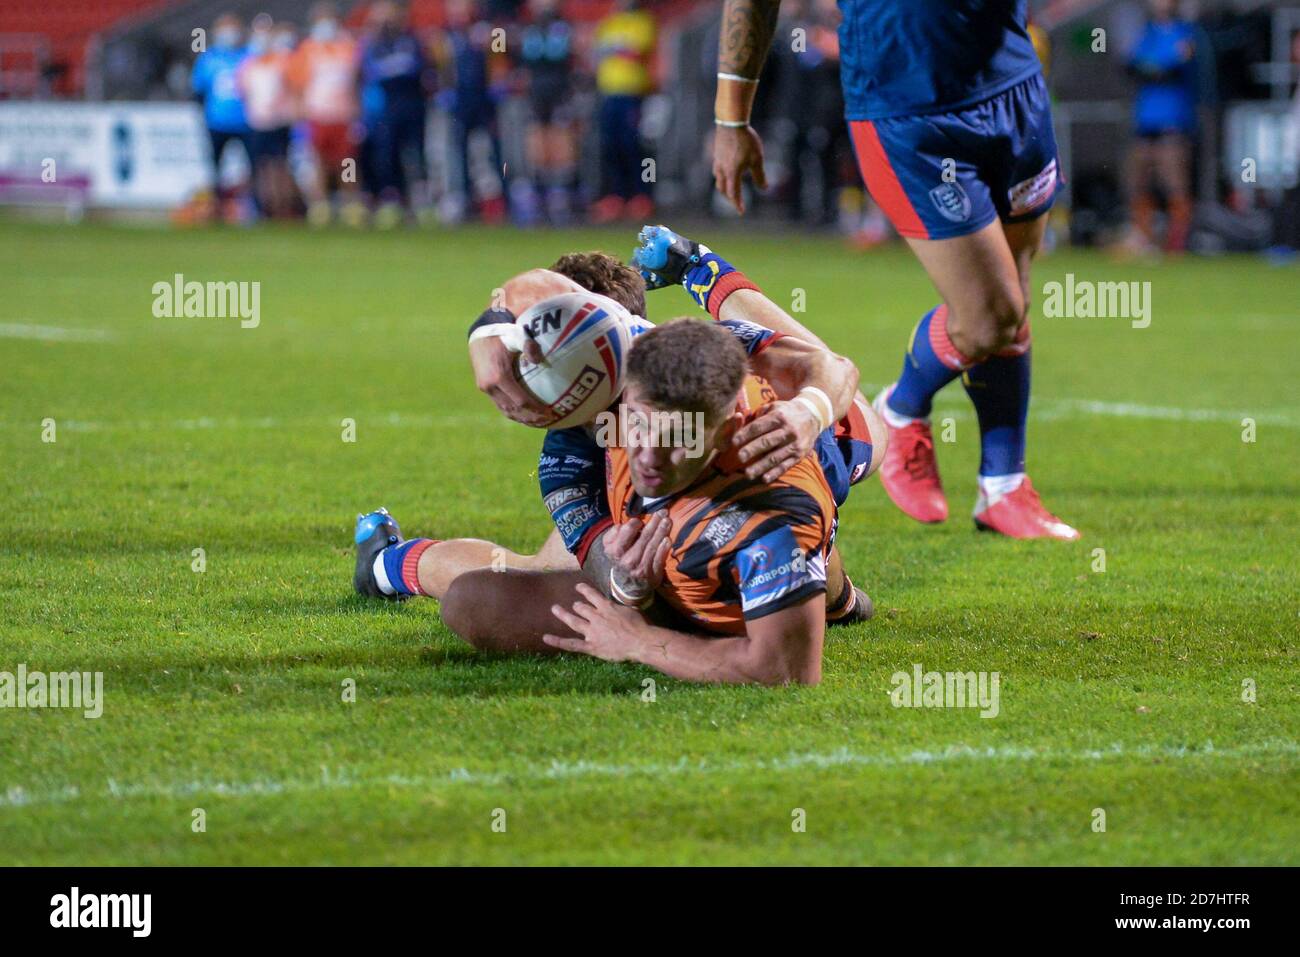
[514,292,635,429]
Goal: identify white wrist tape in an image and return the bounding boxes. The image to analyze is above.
[610,569,653,610]
[794,386,834,432]
[468,321,528,353]
[714,118,749,128]
[717,72,759,84]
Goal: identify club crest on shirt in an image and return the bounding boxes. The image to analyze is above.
[929,182,972,223]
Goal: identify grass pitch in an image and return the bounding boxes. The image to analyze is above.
[1,219,1296,865]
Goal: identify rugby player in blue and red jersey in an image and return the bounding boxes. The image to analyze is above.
[712,0,1079,540]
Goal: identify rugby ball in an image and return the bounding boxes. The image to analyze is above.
[515,291,634,429]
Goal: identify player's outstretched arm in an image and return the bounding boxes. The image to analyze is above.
[544,583,823,686]
[633,226,886,481]
[634,225,849,356]
[732,335,861,482]
[467,269,578,426]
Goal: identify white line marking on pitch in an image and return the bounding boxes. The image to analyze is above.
[859,384,1298,428]
[0,323,111,343]
[12,411,501,434]
[3,397,1295,434]
[2,739,1296,810]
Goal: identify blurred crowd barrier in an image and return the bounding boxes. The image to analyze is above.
[0,0,1297,254]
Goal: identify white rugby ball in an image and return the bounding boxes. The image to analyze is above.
[515,291,635,429]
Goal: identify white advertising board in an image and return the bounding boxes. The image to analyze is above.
[0,101,212,207]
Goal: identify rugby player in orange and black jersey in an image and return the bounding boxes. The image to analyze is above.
[354,230,886,682]
[535,229,883,638]
[441,319,850,685]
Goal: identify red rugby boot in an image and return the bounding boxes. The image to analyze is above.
[973,477,1080,541]
[873,387,948,524]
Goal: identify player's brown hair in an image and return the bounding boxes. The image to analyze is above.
[626,319,747,422]
[549,251,647,320]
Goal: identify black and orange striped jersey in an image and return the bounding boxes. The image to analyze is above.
[605,376,838,636]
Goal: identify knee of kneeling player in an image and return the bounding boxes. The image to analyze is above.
[440,571,492,645]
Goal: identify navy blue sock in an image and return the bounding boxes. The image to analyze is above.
[963,342,1031,477]
[886,305,971,420]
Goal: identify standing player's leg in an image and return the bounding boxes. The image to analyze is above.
[852,74,1078,539]
[887,217,1077,539]
[958,216,1045,502]
[872,220,1022,523]
[959,215,1076,539]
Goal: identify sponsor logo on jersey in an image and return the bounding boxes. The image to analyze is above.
[701,505,752,551]
[555,502,599,542]
[719,319,770,352]
[544,484,590,514]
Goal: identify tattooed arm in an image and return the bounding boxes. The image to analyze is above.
[713,0,783,213]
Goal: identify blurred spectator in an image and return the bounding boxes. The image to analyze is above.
[359,2,431,227]
[289,3,363,226]
[191,13,252,217]
[591,0,656,223]
[1125,0,1199,253]
[1270,30,1300,257]
[783,0,847,226]
[239,16,299,219]
[517,0,578,224]
[437,0,508,223]
[1027,14,1050,78]
[486,0,526,20]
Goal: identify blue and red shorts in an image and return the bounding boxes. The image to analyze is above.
[815,399,874,508]
[850,73,1061,241]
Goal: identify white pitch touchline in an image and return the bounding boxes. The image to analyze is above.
[858,384,1299,428]
[0,323,112,343]
[3,397,1296,434]
[2,739,1296,810]
[6,411,502,434]
[1043,399,1296,426]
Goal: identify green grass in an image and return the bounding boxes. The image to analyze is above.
[1,219,1297,865]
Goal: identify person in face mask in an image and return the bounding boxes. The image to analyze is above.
[192,13,253,221]
[238,15,301,219]
[288,2,364,225]
[358,1,431,225]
